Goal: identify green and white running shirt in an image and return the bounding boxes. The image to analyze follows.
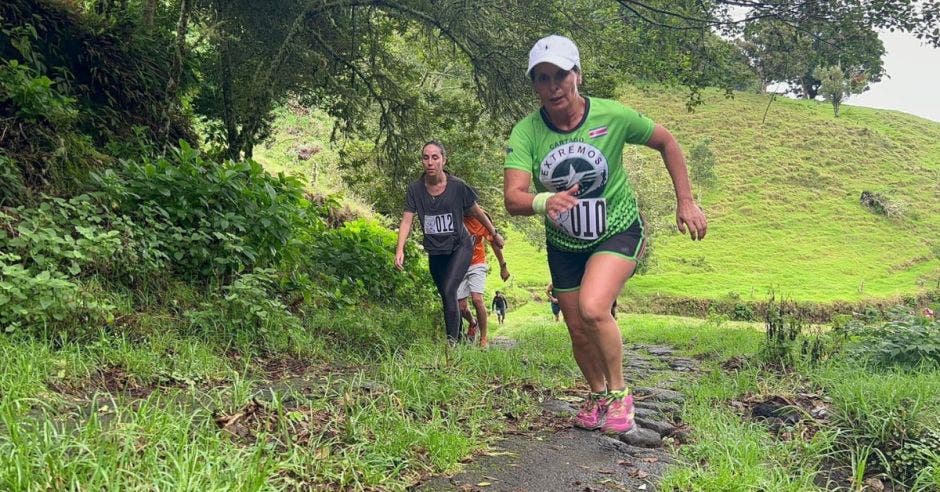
[504,97,655,251]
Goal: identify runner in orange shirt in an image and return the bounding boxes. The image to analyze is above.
[458,210,510,348]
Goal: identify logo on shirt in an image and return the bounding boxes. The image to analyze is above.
[538,142,608,198]
[588,126,608,139]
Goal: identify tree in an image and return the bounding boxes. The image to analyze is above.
[814,64,867,117]
[613,0,936,99]
[745,15,882,99]
[738,20,813,93]
[188,0,553,163]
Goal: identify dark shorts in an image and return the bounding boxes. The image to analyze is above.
[551,302,561,315]
[547,218,645,292]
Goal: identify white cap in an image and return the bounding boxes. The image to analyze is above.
[526,35,580,77]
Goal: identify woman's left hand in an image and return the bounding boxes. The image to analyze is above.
[676,199,707,241]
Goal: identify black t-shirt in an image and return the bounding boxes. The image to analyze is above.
[404,174,478,255]
[493,295,507,310]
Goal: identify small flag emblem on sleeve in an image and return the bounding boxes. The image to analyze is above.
[588,126,608,138]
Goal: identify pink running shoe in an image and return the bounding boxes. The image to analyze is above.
[574,393,608,430]
[601,393,635,434]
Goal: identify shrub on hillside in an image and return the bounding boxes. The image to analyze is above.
[299,218,435,310]
[91,142,306,280]
[0,251,114,338]
[185,268,301,354]
[758,295,804,369]
[1,0,193,148]
[688,139,718,188]
[848,309,940,369]
[0,194,172,336]
[0,194,168,281]
[0,57,97,198]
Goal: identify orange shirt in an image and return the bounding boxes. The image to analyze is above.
[464,216,492,266]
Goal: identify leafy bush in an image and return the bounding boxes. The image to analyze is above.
[91,142,306,280]
[758,295,804,369]
[0,251,114,337]
[185,269,301,354]
[0,195,168,282]
[891,424,940,486]
[849,310,940,369]
[688,139,718,188]
[301,218,435,310]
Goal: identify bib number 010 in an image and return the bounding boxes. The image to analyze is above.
[556,198,607,240]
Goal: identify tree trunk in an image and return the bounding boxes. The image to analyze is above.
[161,0,191,150]
[800,78,812,99]
[142,0,158,29]
[219,39,240,161]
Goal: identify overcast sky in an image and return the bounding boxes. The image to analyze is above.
[850,31,940,122]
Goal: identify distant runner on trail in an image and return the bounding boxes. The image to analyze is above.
[547,282,561,322]
[503,35,707,434]
[396,140,504,344]
[491,291,509,325]
[457,210,510,349]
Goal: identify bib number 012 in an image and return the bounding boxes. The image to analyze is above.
[556,198,607,240]
[424,213,455,235]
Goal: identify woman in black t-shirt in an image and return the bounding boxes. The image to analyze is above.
[395,140,504,343]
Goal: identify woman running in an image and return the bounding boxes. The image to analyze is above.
[503,35,707,433]
[396,140,504,343]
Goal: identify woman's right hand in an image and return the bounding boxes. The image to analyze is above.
[546,184,580,221]
[394,250,405,270]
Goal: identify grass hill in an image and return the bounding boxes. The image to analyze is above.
[616,87,939,303]
[255,89,940,305]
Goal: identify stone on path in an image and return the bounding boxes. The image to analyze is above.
[540,398,578,417]
[634,387,685,403]
[619,426,663,448]
[634,406,660,420]
[596,434,645,456]
[634,400,681,416]
[634,417,676,437]
[644,346,675,356]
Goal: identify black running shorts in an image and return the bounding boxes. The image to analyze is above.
[546,218,646,292]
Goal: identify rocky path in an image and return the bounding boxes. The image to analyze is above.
[418,341,701,491]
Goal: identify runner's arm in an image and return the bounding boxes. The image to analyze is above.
[394,211,414,270]
[491,240,510,281]
[504,169,537,216]
[505,169,579,220]
[466,204,504,248]
[645,124,707,240]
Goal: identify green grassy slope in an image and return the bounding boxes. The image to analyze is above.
[617,87,939,302]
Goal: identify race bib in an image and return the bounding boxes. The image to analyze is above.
[554,198,607,240]
[424,213,455,235]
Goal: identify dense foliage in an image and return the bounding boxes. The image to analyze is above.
[0,145,435,347]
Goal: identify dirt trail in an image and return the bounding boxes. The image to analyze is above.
[418,339,700,491]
